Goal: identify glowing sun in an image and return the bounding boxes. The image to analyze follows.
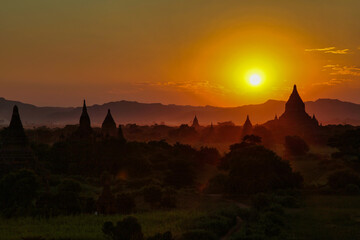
[249,73,262,86]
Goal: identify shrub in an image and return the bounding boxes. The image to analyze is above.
[115,193,136,214]
[284,135,309,156]
[147,231,173,240]
[205,174,229,194]
[0,169,39,217]
[164,159,196,188]
[222,145,303,194]
[275,195,300,208]
[345,184,360,195]
[160,190,177,209]
[143,185,163,207]
[260,212,285,237]
[57,179,82,193]
[251,193,272,211]
[102,217,144,240]
[180,230,217,240]
[328,170,360,190]
[21,238,46,240]
[190,215,234,237]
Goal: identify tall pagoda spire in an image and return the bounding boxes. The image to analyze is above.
[3,105,28,147]
[241,115,253,137]
[102,109,117,137]
[77,100,92,138]
[79,100,91,128]
[191,115,200,129]
[285,85,305,113]
[275,84,319,130]
[0,105,34,169]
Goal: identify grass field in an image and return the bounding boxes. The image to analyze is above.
[0,209,207,240]
[0,192,239,240]
[285,195,360,240]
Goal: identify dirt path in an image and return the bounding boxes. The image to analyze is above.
[205,194,250,240]
[221,216,243,240]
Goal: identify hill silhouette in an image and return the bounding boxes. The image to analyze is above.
[0,97,360,127]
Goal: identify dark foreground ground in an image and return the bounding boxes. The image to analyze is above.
[1,195,360,240]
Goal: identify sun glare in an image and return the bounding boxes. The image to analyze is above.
[249,74,262,86]
[245,69,265,87]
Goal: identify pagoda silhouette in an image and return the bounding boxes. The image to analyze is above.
[74,100,93,139]
[241,115,253,137]
[265,85,319,135]
[191,115,200,129]
[0,106,35,173]
[101,109,117,137]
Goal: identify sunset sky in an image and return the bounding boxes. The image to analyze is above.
[1,0,360,107]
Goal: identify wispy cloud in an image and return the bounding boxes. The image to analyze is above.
[305,47,349,54]
[136,80,227,95]
[312,78,351,86]
[323,64,360,76]
[305,47,336,52]
[316,64,360,86]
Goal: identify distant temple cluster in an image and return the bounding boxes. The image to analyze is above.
[0,84,320,172]
[73,100,125,140]
[0,100,125,173]
[189,84,320,138]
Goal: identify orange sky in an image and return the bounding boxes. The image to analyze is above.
[1,0,360,107]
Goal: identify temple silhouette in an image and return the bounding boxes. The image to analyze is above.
[102,109,117,137]
[265,85,319,136]
[191,115,200,129]
[0,106,34,173]
[241,115,253,137]
[0,86,321,174]
[75,100,93,139]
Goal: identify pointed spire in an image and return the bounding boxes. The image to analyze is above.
[83,99,87,112]
[3,105,28,146]
[102,109,117,137]
[9,105,24,130]
[244,115,252,127]
[242,115,253,137]
[191,115,200,128]
[278,84,319,129]
[118,124,126,142]
[78,99,92,137]
[284,84,305,113]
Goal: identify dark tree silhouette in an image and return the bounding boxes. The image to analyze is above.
[219,145,303,194]
[102,217,144,240]
[284,135,309,156]
[0,169,39,217]
[143,185,163,207]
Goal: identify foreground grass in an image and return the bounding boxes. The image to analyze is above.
[286,195,360,240]
[0,209,207,240]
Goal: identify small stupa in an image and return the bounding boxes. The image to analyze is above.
[76,100,93,138]
[0,106,34,172]
[241,115,253,137]
[101,109,117,137]
[191,115,200,129]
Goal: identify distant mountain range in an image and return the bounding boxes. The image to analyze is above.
[1,97,360,127]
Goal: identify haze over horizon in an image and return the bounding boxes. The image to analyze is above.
[1,0,360,107]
